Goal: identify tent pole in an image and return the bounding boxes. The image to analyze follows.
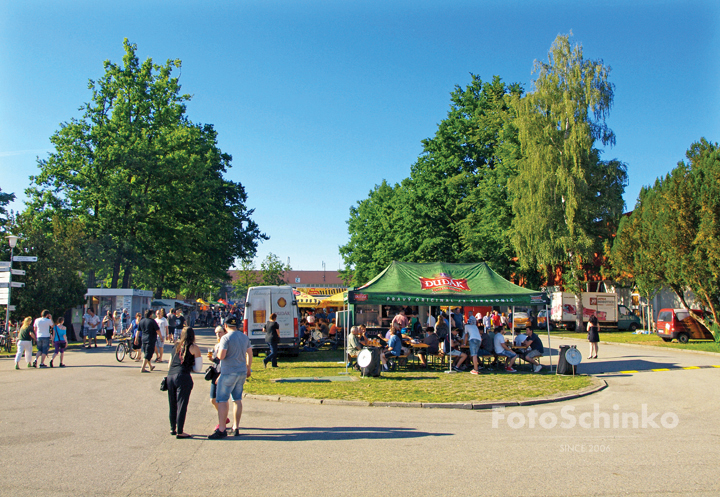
[447,308,452,373]
[546,304,553,372]
[344,308,349,374]
[512,305,515,341]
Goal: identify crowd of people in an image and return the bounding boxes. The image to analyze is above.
[345,308,545,374]
[13,310,68,369]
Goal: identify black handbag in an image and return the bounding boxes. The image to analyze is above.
[204,364,220,382]
[160,376,168,391]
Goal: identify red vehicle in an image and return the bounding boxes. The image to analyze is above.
[656,308,713,343]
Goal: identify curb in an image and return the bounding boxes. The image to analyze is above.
[554,335,720,358]
[242,377,607,410]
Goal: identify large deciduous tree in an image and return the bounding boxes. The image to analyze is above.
[510,33,627,330]
[26,39,265,297]
[612,139,720,337]
[341,75,525,287]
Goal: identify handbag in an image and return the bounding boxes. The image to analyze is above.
[204,363,220,382]
[160,376,168,391]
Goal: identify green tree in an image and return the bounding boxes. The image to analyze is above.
[611,138,720,338]
[8,214,87,322]
[0,188,16,261]
[340,75,526,286]
[510,33,627,330]
[607,187,664,299]
[26,39,265,296]
[232,258,260,300]
[259,253,290,286]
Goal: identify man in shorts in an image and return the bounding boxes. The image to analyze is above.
[139,310,159,373]
[209,316,252,439]
[33,310,53,368]
[465,315,488,375]
[522,329,544,373]
[167,308,178,344]
[493,327,518,372]
[82,308,100,348]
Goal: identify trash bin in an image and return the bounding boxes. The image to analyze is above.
[557,345,577,375]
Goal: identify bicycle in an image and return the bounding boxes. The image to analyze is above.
[115,334,139,362]
[0,327,13,353]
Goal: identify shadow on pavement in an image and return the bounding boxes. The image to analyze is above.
[579,358,684,375]
[201,426,451,442]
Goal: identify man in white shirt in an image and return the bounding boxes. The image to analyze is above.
[33,310,53,368]
[514,332,528,346]
[82,308,100,348]
[426,311,436,329]
[493,328,518,372]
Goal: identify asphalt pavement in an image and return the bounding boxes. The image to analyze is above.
[1,330,719,496]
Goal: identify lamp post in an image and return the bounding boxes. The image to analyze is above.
[4,235,20,332]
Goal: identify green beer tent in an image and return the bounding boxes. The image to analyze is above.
[347,261,549,306]
[347,261,554,372]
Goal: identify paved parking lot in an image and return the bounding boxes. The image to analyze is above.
[1,331,719,496]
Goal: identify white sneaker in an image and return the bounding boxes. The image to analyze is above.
[533,364,542,373]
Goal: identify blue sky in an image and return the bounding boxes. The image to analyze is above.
[1,1,718,270]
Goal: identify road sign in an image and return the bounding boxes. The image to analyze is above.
[0,288,8,296]
[7,305,15,311]
[0,273,9,282]
[11,269,25,276]
[10,282,24,288]
[0,282,8,288]
[0,299,8,306]
[0,261,10,267]
[13,256,37,262]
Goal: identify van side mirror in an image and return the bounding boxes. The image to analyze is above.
[245,302,251,308]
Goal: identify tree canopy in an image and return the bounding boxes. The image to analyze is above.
[610,138,720,333]
[26,39,265,298]
[509,34,627,326]
[340,75,525,286]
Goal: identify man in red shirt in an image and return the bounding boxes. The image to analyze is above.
[491,310,502,331]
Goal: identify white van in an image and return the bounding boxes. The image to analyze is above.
[243,286,300,356]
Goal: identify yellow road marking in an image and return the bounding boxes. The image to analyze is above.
[651,368,670,372]
[620,370,639,374]
[712,365,720,368]
[683,366,701,369]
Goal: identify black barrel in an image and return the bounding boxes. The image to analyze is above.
[557,345,576,375]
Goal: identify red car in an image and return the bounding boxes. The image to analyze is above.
[656,308,713,343]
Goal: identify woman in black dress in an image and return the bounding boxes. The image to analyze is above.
[167,327,202,438]
[587,314,600,359]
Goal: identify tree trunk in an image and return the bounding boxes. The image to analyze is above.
[154,287,163,299]
[87,270,96,288]
[574,291,584,332]
[121,264,133,289]
[110,254,122,288]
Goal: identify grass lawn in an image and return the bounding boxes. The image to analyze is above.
[1,340,87,356]
[245,350,592,403]
[547,330,720,353]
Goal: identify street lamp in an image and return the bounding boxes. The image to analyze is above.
[4,235,21,332]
